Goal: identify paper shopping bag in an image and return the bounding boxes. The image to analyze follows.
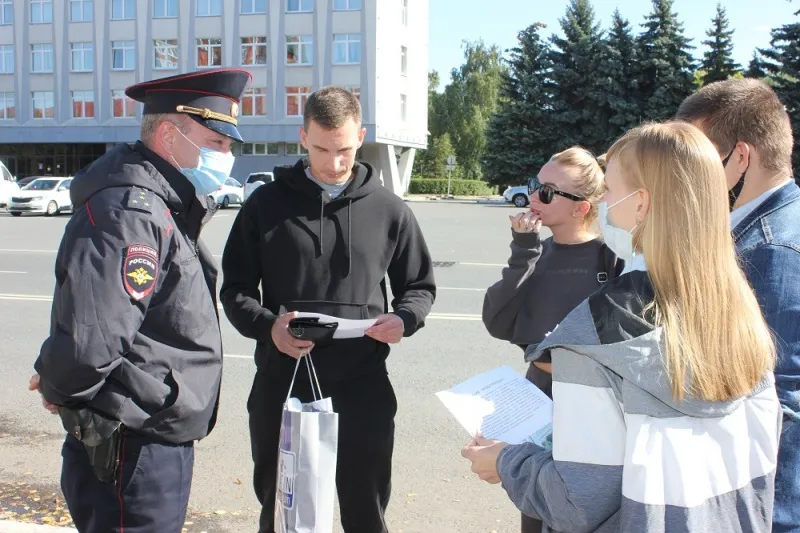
[275,354,339,533]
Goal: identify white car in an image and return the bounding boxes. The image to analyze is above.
[503,185,530,207]
[244,171,274,200]
[210,178,244,208]
[7,177,73,217]
[0,161,19,208]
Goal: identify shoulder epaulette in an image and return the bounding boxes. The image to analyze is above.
[124,187,155,213]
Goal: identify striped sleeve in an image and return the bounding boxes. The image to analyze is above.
[497,350,625,533]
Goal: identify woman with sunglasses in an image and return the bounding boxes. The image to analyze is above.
[465,122,780,533]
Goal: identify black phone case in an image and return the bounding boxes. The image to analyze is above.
[288,317,339,345]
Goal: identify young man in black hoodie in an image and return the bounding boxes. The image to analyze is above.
[220,87,436,533]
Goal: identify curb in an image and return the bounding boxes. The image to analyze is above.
[0,522,76,532]
[404,196,508,205]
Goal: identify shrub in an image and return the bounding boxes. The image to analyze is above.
[408,179,494,196]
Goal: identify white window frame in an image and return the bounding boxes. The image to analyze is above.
[153,0,178,18]
[70,0,93,22]
[111,89,136,118]
[286,0,313,13]
[0,45,13,74]
[241,36,267,66]
[240,0,266,14]
[400,94,407,122]
[401,0,408,26]
[111,0,136,20]
[196,0,222,16]
[153,39,178,70]
[286,86,311,116]
[111,41,135,71]
[241,87,267,116]
[333,34,361,65]
[31,44,54,73]
[0,0,12,25]
[32,91,55,119]
[196,38,222,68]
[285,36,313,66]
[333,0,360,10]
[71,90,95,119]
[0,92,14,119]
[71,42,94,72]
[285,142,309,156]
[241,142,280,156]
[31,0,53,24]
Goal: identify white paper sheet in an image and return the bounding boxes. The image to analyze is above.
[436,366,553,449]
[294,312,377,339]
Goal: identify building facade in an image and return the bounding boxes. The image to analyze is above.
[0,0,428,195]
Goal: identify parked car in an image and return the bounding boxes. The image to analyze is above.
[16,176,41,188]
[0,161,19,208]
[503,185,530,207]
[7,177,73,216]
[210,178,244,208]
[244,171,275,200]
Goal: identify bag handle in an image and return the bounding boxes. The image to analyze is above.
[285,350,325,403]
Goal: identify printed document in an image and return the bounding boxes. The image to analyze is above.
[437,366,553,449]
[295,312,377,339]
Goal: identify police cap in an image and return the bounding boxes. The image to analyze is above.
[125,68,252,142]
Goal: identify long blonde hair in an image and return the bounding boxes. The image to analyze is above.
[606,122,775,402]
[550,147,606,226]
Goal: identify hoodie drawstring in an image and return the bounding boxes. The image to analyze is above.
[317,194,352,277]
[319,194,325,256]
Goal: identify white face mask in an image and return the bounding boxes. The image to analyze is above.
[598,190,640,263]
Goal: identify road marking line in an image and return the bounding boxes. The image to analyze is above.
[0,270,26,274]
[0,248,56,253]
[438,287,485,292]
[458,262,505,267]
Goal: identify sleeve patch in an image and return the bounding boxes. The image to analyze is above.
[125,188,155,213]
[123,244,158,301]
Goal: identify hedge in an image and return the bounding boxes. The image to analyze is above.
[408,179,494,196]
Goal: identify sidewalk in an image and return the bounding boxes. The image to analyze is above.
[0,522,75,533]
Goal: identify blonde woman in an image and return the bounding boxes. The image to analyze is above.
[463,122,781,532]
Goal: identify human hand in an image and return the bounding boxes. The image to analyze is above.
[460,435,509,484]
[271,312,314,359]
[365,314,405,344]
[28,374,60,415]
[509,212,542,234]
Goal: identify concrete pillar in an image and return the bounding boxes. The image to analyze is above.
[397,147,416,194]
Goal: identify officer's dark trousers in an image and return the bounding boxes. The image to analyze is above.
[248,367,397,533]
[61,430,194,533]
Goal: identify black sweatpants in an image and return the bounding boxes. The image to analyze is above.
[248,366,397,533]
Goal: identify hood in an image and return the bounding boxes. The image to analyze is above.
[70,143,183,208]
[272,159,381,277]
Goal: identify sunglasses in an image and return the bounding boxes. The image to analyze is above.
[527,176,586,204]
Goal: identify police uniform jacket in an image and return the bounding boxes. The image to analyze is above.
[34,141,223,444]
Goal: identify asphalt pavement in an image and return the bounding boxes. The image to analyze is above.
[0,201,549,533]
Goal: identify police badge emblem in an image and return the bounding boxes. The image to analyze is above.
[122,244,158,300]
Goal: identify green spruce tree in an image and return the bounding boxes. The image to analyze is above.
[637,0,695,121]
[547,0,608,154]
[701,3,739,84]
[600,9,641,146]
[745,51,768,79]
[483,23,556,188]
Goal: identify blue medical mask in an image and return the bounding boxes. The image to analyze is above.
[598,189,640,263]
[172,129,235,195]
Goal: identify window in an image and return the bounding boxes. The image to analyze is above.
[0,92,14,119]
[241,36,267,66]
[70,0,93,21]
[32,91,55,119]
[154,0,177,18]
[71,91,95,118]
[0,45,13,74]
[153,39,178,69]
[401,0,407,26]
[401,46,407,75]
[241,142,280,155]
[287,0,313,12]
[286,143,308,156]
[196,0,222,16]
[286,86,311,116]
[111,0,135,20]
[346,86,360,101]
[400,94,407,121]
[285,36,312,65]
[241,0,266,14]
[241,87,266,116]
[31,0,53,23]
[333,34,360,65]
[71,42,94,72]
[112,89,136,117]
[0,0,12,25]
[112,41,135,70]
[196,39,222,67]
[333,0,360,10]
[31,44,54,73]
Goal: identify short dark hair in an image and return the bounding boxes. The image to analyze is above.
[676,78,793,173]
[303,86,362,130]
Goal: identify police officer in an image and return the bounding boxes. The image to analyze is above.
[28,68,251,532]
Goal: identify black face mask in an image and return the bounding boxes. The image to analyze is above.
[722,146,750,211]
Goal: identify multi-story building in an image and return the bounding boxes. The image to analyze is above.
[0,0,428,195]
